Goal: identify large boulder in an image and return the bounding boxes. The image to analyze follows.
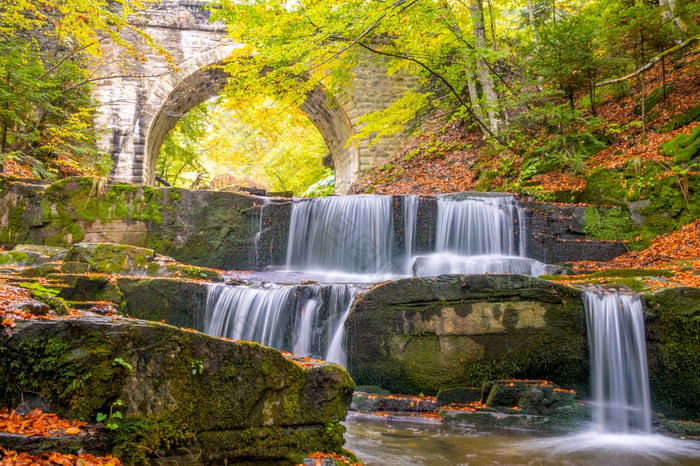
[0,178,291,270]
[0,317,354,464]
[346,274,588,395]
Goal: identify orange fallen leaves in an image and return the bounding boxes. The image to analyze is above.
[0,408,86,438]
[0,447,120,466]
[303,452,360,466]
[572,219,700,285]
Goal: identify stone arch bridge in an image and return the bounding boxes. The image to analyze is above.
[96,1,413,193]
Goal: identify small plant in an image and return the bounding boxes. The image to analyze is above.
[190,359,203,376]
[18,283,60,296]
[97,399,125,430]
[112,357,133,371]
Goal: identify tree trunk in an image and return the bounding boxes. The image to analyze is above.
[466,72,485,125]
[470,0,501,133]
[528,0,544,92]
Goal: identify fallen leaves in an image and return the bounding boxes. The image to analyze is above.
[0,408,86,438]
[302,452,360,466]
[0,447,120,466]
[572,219,700,286]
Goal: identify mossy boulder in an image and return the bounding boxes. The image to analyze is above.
[64,243,156,274]
[0,250,49,266]
[13,244,67,261]
[0,177,278,270]
[48,274,125,303]
[117,277,209,329]
[20,263,62,278]
[0,317,354,464]
[346,275,588,395]
[436,387,482,406]
[644,287,700,420]
[62,243,223,281]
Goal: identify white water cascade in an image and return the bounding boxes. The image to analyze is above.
[205,193,547,367]
[583,287,652,433]
[286,195,395,275]
[205,283,356,363]
[411,194,546,277]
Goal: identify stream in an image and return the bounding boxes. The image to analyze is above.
[344,413,700,466]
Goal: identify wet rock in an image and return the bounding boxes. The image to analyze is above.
[347,274,588,395]
[20,263,62,278]
[0,317,354,464]
[301,280,319,285]
[16,302,51,316]
[351,393,436,413]
[436,387,482,406]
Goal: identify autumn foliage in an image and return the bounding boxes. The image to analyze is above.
[0,447,120,466]
[0,408,85,437]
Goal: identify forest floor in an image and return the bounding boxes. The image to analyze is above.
[351,49,700,197]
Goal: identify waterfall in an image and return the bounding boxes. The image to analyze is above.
[286,195,394,274]
[205,283,357,362]
[583,287,652,433]
[253,198,270,268]
[436,194,517,255]
[403,195,419,274]
[517,205,527,257]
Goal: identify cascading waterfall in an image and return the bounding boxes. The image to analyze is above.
[287,195,394,275]
[411,194,546,277]
[207,193,545,367]
[583,287,652,433]
[205,283,356,363]
[435,194,517,255]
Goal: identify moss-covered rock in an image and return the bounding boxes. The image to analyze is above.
[64,243,156,274]
[0,250,48,266]
[644,287,700,420]
[436,387,482,406]
[0,317,354,464]
[346,275,589,395]
[13,244,67,261]
[48,274,125,303]
[0,177,279,270]
[117,277,209,329]
[20,263,62,278]
[60,243,224,281]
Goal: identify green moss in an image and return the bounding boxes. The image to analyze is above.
[645,288,700,420]
[582,207,636,243]
[0,251,30,265]
[108,416,194,466]
[0,335,129,421]
[659,101,700,133]
[660,124,700,164]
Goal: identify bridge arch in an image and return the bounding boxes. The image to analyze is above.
[140,47,359,189]
[97,1,413,193]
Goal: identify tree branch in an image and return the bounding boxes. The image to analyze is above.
[596,35,699,87]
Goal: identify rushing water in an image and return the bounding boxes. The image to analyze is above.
[435,194,517,255]
[206,193,548,367]
[583,287,652,433]
[205,283,356,363]
[344,413,700,466]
